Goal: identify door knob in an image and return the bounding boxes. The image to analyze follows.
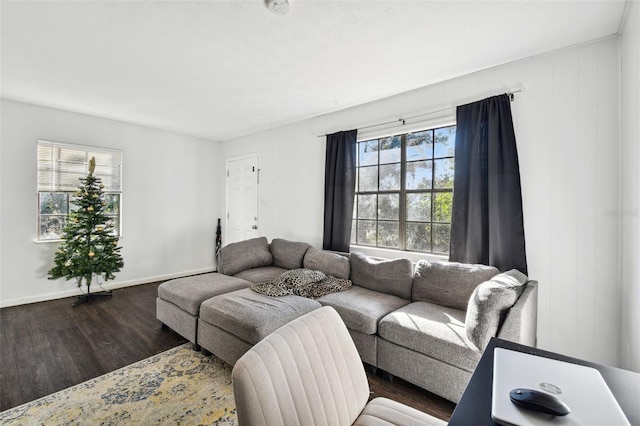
[252,225,258,229]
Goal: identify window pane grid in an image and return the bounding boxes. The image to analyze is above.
[354,125,454,255]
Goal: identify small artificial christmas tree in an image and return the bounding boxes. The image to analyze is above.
[49,157,124,307]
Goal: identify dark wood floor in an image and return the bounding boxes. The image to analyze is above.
[0,282,455,420]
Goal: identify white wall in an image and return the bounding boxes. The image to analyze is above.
[620,1,640,373]
[0,100,224,307]
[222,37,624,367]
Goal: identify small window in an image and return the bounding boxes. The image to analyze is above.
[37,141,122,242]
[351,125,455,255]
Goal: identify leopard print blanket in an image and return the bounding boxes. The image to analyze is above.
[251,268,351,299]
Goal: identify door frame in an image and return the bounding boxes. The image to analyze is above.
[225,153,261,245]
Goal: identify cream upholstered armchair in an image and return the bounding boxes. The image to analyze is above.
[232,306,446,426]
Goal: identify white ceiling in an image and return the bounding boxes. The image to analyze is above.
[1,1,626,142]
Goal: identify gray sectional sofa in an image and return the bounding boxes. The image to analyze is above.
[156,237,538,403]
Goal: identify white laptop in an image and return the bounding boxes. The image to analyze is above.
[492,348,630,426]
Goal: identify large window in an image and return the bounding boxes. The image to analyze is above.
[351,125,455,255]
[37,141,122,241]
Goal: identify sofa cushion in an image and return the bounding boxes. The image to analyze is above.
[303,247,350,279]
[199,288,321,344]
[378,301,481,372]
[218,237,273,276]
[350,252,413,299]
[466,269,528,350]
[157,273,252,316]
[318,285,409,335]
[234,266,288,284]
[269,238,311,269]
[412,260,499,310]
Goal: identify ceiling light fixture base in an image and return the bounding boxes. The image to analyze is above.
[265,0,290,15]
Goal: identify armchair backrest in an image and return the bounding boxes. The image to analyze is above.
[232,306,370,426]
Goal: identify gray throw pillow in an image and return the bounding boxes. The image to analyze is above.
[350,251,412,299]
[218,237,273,276]
[465,269,528,350]
[412,260,499,310]
[269,238,311,269]
[303,247,350,279]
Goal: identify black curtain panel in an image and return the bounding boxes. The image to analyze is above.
[449,94,528,274]
[323,129,357,252]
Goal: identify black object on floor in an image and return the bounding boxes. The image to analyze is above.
[72,290,113,307]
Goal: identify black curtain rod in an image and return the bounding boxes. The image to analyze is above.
[319,89,524,138]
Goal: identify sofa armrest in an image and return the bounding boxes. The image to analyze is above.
[496,280,538,347]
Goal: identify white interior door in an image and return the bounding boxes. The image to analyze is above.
[226,155,259,244]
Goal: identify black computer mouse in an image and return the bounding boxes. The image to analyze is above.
[509,388,571,416]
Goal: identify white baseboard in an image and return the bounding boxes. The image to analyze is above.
[0,267,216,308]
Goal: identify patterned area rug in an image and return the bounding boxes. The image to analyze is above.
[0,344,237,425]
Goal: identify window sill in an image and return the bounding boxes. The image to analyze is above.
[35,235,124,244]
[35,239,63,244]
[349,245,449,264]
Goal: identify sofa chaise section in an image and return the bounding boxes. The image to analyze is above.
[156,236,300,348]
[198,288,321,365]
[156,273,252,348]
[196,237,320,364]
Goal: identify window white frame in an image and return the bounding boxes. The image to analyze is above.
[351,119,456,257]
[36,140,123,242]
